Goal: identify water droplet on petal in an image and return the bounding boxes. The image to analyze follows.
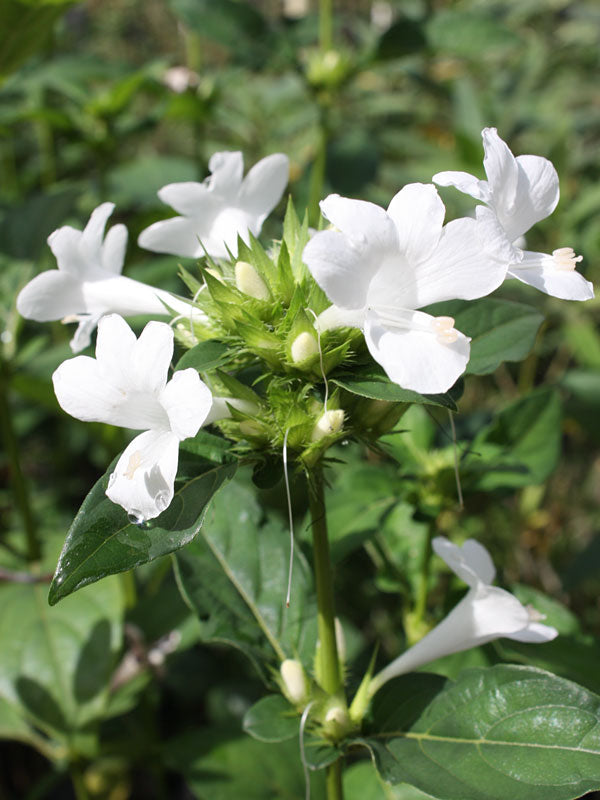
[127,510,146,526]
[154,490,170,514]
[108,471,117,488]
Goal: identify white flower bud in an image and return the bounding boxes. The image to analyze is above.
[291,331,319,363]
[235,261,270,301]
[323,701,352,740]
[280,659,309,705]
[334,617,346,666]
[311,409,344,442]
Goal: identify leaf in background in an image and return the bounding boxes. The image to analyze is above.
[0,187,80,260]
[426,298,544,375]
[49,461,236,604]
[0,576,123,747]
[362,666,600,800]
[243,694,298,743]
[168,0,272,68]
[174,478,317,679]
[470,387,562,490]
[164,727,326,799]
[426,9,521,58]
[375,17,427,61]
[0,0,74,79]
[107,155,198,211]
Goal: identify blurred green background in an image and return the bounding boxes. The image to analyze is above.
[1,1,600,798]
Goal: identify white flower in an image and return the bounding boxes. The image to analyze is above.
[138,151,289,260]
[302,185,506,394]
[434,128,594,301]
[369,536,557,695]
[16,203,203,353]
[52,314,213,522]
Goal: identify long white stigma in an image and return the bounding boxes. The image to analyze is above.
[552,247,583,272]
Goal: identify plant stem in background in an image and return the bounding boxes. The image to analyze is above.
[319,0,334,52]
[308,124,327,227]
[327,761,344,800]
[70,765,91,800]
[407,520,434,645]
[0,353,40,562]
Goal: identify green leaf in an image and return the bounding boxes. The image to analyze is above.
[426,10,521,58]
[49,461,236,604]
[0,0,74,79]
[376,18,427,60]
[0,576,123,746]
[471,388,562,490]
[175,340,232,372]
[332,371,459,411]
[243,694,299,743]
[164,728,326,799]
[174,478,317,679]
[361,666,600,800]
[426,298,544,375]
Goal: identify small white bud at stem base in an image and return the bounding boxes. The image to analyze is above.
[280,659,308,705]
[311,409,344,442]
[235,261,270,300]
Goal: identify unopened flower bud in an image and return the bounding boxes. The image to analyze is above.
[235,261,270,301]
[280,659,309,706]
[323,700,352,740]
[291,331,319,363]
[311,409,344,442]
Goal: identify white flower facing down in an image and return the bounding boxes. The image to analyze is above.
[302,184,507,394]
[434,128,594,301]
[52,314,213,522]
[138,151,290,260]
[369,536,557,695]
[17,203,204,353]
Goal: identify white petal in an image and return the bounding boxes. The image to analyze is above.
[159,369,212,440]
[106,430,179,521]
[368,216,506,312]
[94,313,137,372]
[386,183,445,265]
[237,153,289,223]
[320,194,397,254]
[364,310,470,394]
[508,621,558,643]
[101,224,128,274]
[475,205,522,267]
[157,182,215,216]
[53,353,130,424]
[482,127,519,215]
[432,537,495,587]
[131,320,174,394]
[502,154,560,242]
[47,226,87,276]
[371,584,531,686]
[433,170,490,203]
[16,270,84,321]
[138,217,206,258]
[81,203,115,261]
[207,151,244,198]
[508,251,594,301]
[70,314,101,353]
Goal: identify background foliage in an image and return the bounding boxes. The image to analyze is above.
[1,0,600,797]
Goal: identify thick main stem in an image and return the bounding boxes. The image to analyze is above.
[309,468,341,695]
[309,467,345,800]
[319,0,334,52]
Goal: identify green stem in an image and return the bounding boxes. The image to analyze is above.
[70,765,90,800]
[326,759,343,800]
[309,467,345,800]
[410,521,434,642]
[0,354,40,561]
[309,468,341,695]
[319,0,334,52]
[308,124,327,228]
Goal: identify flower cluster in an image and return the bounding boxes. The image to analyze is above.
[16,131,593,522]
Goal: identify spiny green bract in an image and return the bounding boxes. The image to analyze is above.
[173,198,406,469]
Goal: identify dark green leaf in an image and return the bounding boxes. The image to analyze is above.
[174,478,317,679]
[376,18,427,60]
[362,666,600,800]
[426,298,544,375]
[332,371,458,411]
[49,462,236,604]
[175,340,232,373]
[426,10,521,58]
[243,694,298,743]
